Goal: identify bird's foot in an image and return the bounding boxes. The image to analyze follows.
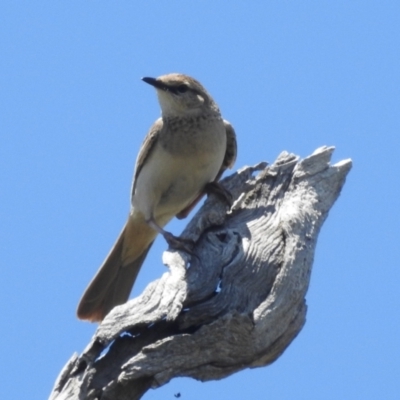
[163,232,195,255]
[204,181,233,207]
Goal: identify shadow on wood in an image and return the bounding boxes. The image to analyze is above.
[50,146,352,400]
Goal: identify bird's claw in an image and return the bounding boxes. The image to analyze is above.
[163,232,195,255]
[205,181,233,207]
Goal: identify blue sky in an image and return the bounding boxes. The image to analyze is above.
[1,2,399,399]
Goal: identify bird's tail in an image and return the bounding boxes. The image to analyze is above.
[77,222,154,322]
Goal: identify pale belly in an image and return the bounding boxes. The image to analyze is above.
[131,134,225,225]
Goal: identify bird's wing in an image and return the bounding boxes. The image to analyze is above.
[222,119,237,169]
[131,118,163,195]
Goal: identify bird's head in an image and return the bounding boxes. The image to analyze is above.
[142,73,219,117]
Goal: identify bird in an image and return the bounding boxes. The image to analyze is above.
[77,73,237,322]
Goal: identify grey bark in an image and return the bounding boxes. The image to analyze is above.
[50,146,352,400]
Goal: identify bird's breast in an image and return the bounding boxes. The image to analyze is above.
[160,114,226,156]
[132,116,226,223]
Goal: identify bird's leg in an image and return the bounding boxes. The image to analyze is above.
[146,217,195,254]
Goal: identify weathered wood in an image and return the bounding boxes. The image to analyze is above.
[50,146,352,400]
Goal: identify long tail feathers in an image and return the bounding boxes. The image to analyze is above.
[77,224,153,322]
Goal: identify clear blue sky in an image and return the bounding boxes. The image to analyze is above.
[1,2,399,399]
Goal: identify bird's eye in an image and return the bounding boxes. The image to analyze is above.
[176,84,188,93]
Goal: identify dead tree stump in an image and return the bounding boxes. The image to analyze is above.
[50,146,352,400]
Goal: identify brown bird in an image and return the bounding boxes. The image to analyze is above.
[77,73,237,322]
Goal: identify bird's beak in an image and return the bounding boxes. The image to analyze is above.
[142,77,167,91]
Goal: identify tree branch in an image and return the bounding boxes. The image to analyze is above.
[50,146,352,400]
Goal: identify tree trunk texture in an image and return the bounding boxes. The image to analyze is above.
[50,146,352,400]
